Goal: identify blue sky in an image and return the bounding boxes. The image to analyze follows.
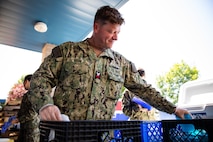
[1,0,213,99]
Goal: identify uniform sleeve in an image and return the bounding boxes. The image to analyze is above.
[17,94,28,122]
[18,92,38,123]
[138,84,176,114]
[124,62,176,114]
[28,46,64,113]
[122,90,139,117]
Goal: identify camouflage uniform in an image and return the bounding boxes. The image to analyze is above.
[28,39,176,120]
[122,90,156,120]
[17,92,40,142]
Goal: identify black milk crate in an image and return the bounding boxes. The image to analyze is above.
[162,119,213,142]
[40,120,142,142]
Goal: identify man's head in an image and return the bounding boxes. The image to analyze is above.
[91,5,124,50]
[138,69,145,78]
[23,74,32,90]
[94,5,124,25]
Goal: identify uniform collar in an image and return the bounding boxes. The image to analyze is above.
[78,39,114,60]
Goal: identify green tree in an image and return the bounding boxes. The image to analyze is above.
[17,75,25,84]
[156,60,199,104]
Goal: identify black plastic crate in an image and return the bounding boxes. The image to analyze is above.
[40,120,142,142]
[162,119,213,142]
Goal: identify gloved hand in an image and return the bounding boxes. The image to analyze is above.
[122,90,140,116]
[122,90,156,120]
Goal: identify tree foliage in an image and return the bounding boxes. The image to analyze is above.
[156,60,199,104]
[17,75,25,84]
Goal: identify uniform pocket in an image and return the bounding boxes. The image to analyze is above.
[106,64,124,100]
[63,60,89,89]
[107,64,124,82]
[64,59,89,74]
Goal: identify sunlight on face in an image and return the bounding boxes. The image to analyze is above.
[95,21,121,49]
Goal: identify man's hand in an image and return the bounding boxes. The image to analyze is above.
[11,118,19,124]
[174,108,192,119]
[39,105,62,121]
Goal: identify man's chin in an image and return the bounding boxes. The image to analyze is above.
[106,44,113,49]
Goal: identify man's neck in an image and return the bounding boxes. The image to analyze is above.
[87,37,105,56]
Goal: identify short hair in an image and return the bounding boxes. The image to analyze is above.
[94,5,124,25]
[24,74,32,83]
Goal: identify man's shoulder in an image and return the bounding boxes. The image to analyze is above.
[60,40,86,47]
[60,40,87,52]
[51,41,85,58]
[20,92,30,104]
[110,49,132,65]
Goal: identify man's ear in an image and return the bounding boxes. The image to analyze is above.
[93,22,99,33]
[23,80,26,86]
